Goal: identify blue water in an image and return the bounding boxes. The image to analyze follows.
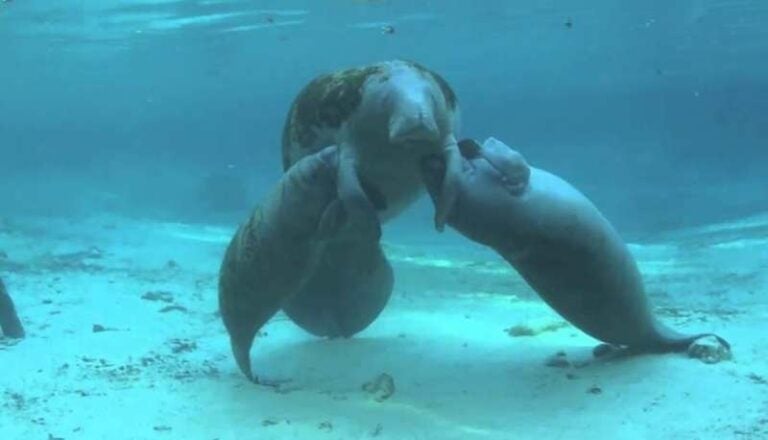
[1,1,767,237]
[1,2,767,438]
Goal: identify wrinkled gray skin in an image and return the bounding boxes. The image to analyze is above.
[0,277,24,339]
[218,146,389,383]
[420,137,730,354]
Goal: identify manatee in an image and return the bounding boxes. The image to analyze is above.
[0,277,24,339]
[218,146,385,383]
[281,59,462,231]
[419,137,730,355]
[276,59,462,340]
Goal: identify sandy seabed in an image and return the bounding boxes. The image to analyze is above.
[1,213,766,440]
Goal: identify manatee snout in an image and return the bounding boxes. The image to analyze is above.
[387,106,439,145]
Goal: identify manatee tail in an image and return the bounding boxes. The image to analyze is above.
[594,331,731,364]
[636,320,731,354]
[230,327,286,386]
[592,318,730,359]
[218,229,281,384]
[230,332,257,382]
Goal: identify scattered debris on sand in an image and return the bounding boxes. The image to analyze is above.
[362,373,395,402]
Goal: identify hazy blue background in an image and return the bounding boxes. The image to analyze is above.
[1,0,766,241]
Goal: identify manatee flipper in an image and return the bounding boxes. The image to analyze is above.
[0,278,24,339]
[337,145,382,241]
[282,239,394,338]
[433,135,463,232]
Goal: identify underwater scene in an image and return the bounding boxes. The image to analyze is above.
[1,0,767,438]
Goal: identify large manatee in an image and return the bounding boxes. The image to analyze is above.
[218,146,390,383]
[420,137,730,354]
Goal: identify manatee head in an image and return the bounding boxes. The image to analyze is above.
[345,61,463,230]
[420,137,532,246]
[348,61,456,155]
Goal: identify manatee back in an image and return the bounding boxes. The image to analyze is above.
[509,169,657,344]
[281,64,386,170]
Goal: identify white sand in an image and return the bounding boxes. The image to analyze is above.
[1,213,766,439]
